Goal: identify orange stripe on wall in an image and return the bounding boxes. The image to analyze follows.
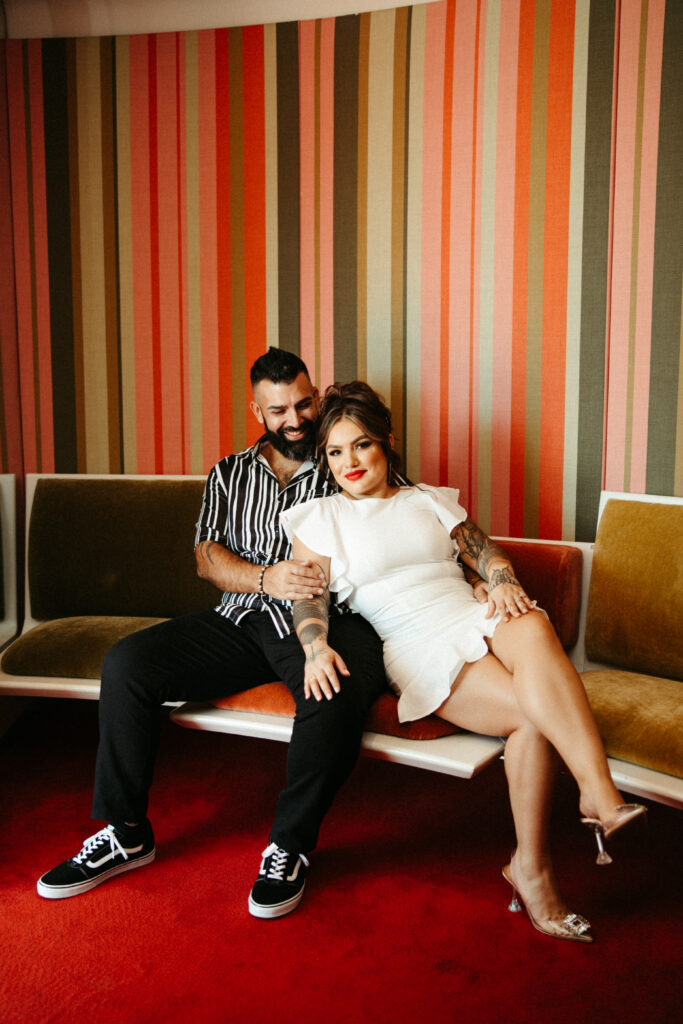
[155,33,184,473]
[299,20,316,383]
[538,0,575,538]
[128,35,155,472]
[197,30,220,471]
[509,0,534,537]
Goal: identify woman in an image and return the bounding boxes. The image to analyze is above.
[281,381,646,943]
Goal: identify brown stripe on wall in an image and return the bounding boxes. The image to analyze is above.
[333,14,360,383]
[100,37,122,473]
[67,38,86,471]
[23,42,42,470]
[647,0,683,495]
[356,13,370,381]
[42,38,78,471]
[575,0,616,539]
[229,28,246,449]
[276,21,300,354]
[390,5,409,459]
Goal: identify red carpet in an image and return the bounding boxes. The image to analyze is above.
[1,700,681,1024]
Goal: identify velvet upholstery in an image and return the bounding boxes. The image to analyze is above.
[2,616,167,678]
[213,685,460,740]
[27,478,216,619]
[493,539,582,651]
[582,670,683,778]
[584,500,683,680]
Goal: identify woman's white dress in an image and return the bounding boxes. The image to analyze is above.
[280,484,503,723]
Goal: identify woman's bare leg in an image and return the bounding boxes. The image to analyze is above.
[436,656,573,921]
[488,610,622,822]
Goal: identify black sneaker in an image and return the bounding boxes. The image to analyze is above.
[37,822,156,899]
[248,842,309,919]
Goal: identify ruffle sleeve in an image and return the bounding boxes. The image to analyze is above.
[280,497,354,602]
[411,483,468,535]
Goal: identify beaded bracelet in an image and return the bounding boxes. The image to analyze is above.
[257,565,268,594]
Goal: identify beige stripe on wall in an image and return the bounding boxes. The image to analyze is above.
[365,9,395,399]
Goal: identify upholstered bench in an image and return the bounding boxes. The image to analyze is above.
[0,473,583,781]
[578,496,683,808]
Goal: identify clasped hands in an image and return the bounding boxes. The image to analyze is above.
[261,559,326,602]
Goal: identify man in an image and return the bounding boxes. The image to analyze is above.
[36,348,391,919]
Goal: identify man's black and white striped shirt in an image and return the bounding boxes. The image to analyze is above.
[195,439,341,638]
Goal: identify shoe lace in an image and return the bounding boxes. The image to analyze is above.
[72,825,128,865]
[261,843,309,881]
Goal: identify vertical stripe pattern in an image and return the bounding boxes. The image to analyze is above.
[1,1,682,540]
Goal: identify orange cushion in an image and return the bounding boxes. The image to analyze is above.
[212,683,459,740]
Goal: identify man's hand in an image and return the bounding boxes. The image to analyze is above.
[263,559,327,602]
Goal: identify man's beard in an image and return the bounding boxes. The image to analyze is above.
[265,419,317,462]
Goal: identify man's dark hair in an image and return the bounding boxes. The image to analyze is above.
[250,347,310,388]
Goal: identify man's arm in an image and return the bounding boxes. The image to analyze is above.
[290,538,348,700]
[195,540,327,603]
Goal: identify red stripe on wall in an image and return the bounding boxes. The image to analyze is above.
[538,0,575,538]
[439,0,456,485]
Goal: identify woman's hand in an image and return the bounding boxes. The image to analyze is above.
[485,574,537,621]
[304,643,350,701]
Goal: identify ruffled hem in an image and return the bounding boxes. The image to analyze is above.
[386,614,501,723]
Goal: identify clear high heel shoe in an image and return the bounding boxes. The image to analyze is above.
[580,803,647,865]
[502,865,593,943]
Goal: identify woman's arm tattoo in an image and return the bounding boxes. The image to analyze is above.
[457,517,519,584]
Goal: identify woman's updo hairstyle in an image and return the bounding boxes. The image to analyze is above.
[317,380,402,483]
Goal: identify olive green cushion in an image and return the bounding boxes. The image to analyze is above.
[1,616,166,678]
[582,669,683,779]
[27,478,216,620]
[585,500,683,680]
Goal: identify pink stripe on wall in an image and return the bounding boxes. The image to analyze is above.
[468,0,485,519]
[298,21,316,380]
[318,19,336,392]
[630,0,665,492]
[604,0,641,490]
[489,0,520,536]
[419,0,447,485]
[128,34,155,473]
[448,0,478,506]
[197,31,220,469]
[155,32,184,473]
[28,40,54,472]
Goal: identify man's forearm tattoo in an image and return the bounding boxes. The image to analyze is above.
[293,583,330,660]
[198,540,216,564]
[488,565,519,589]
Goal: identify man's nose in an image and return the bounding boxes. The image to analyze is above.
[283,408,303,429]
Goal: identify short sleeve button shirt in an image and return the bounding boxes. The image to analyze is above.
[195,438,341,637]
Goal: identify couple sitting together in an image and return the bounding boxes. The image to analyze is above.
[37,347,645,943]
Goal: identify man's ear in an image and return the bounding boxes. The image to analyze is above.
[250,400,265,425]
[389,433,395,449]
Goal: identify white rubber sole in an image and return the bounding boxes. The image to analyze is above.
[248,881,306,919]
[36,848,156,900]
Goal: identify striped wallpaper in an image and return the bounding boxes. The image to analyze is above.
[1,0,681,540]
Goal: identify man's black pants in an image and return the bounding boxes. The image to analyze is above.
[92,609,387,855]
